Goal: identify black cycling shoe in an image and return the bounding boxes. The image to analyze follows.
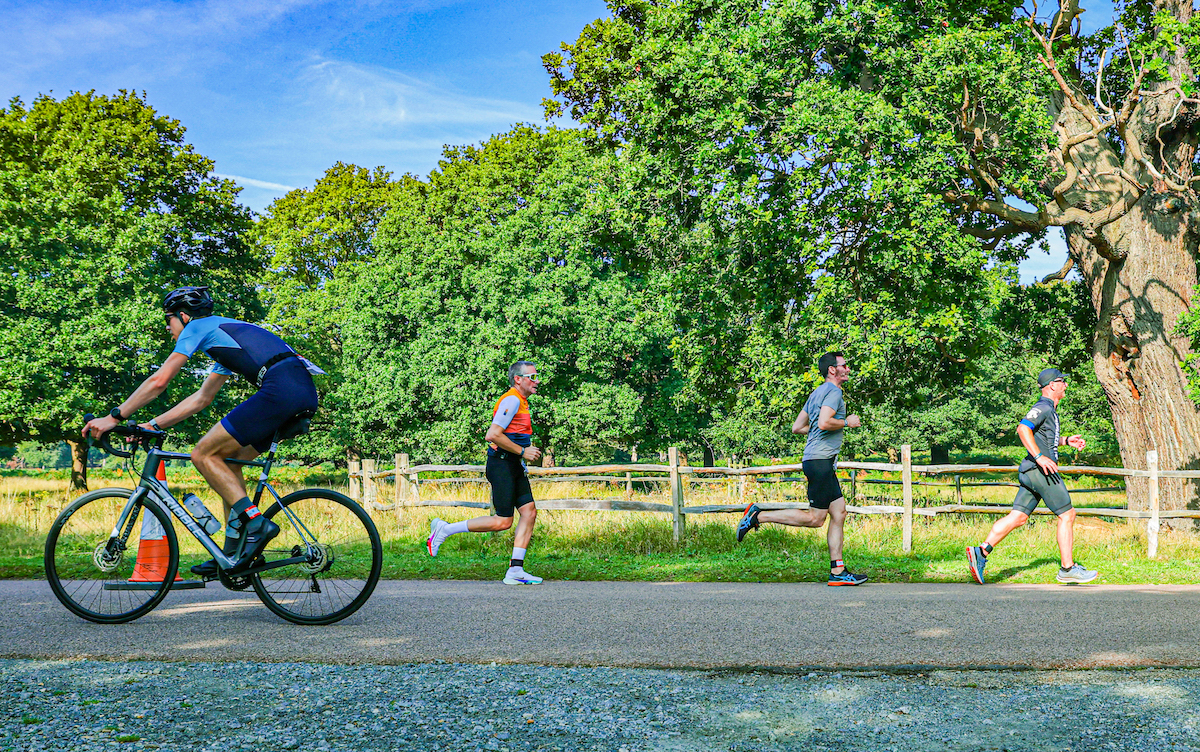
[190,535,240,577]
[228,511,280,572]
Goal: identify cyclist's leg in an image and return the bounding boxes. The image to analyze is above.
[192,422,260,516]
[189,427,263,576]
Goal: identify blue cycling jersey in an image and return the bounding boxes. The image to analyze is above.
[172,316,296,380]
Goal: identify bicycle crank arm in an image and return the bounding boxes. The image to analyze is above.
[234,554,309,576]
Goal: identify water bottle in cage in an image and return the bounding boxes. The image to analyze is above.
[181,493,222,535]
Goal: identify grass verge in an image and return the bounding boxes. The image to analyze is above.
[4,470,1198,585]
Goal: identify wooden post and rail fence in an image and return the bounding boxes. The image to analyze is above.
[348,446,1191,557]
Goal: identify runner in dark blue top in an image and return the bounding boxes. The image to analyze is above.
[83,286,321,576]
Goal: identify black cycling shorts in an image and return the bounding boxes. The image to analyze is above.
[802,458,844,510]
[485,453,534,518]
[1012,468,1073,516]
[221,358,319,453]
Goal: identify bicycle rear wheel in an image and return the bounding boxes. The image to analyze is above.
[251,489,382,625]
[44,488,179,624]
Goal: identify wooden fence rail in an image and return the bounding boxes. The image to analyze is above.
[349,445,1193,555]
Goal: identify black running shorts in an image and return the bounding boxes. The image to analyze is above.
[802,458,843,510]
[485,453,534,518]
[1012,467,1073,516]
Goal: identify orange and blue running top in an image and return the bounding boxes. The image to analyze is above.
[488,388,532,457]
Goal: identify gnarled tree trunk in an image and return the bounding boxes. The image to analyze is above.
[1071,199,1200,513]
[1039,15,1200,513]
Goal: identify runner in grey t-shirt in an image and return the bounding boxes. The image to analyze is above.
[966,368,1097,586]
[802,380,846,460]
[736,351,868,586]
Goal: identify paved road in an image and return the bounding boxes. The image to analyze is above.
[8,580,1200,669]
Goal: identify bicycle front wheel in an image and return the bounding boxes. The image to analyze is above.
[251,489,382,625]
[44,488,179,624]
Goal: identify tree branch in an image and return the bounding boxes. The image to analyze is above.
[1040,256,1075,283]
[1027,3,1102,129]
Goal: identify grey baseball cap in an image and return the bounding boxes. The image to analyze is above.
[1038,368,1067,387]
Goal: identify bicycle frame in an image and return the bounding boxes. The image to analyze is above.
[106,441,321,575]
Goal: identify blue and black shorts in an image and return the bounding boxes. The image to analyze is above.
[221,358,319,453]
[1012,468,1073,516]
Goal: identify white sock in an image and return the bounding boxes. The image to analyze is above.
[444,521,469,536]
[511,546,527,562]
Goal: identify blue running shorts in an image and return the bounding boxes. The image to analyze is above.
[220,358,318,452]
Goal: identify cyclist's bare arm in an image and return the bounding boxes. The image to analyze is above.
[83,353,189,439]
[139,371,229,430]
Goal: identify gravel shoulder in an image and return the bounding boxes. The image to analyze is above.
[4,659,1199,752]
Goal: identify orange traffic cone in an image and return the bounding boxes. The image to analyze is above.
[107,461,203,590]
[129,461,182,584]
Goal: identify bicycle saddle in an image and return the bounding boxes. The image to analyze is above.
[275,410,316,441]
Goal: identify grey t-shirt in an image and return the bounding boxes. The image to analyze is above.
[1018,396,1060,472]
[802,381,846,460]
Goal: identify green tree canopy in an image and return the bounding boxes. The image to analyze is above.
[0,91,261,487]
[255,162,403,462]
[335,126,694,463]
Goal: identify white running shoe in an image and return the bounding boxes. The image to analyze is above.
[1056,563,1098,584]
[426,518,448,557]
[503,567,543,585]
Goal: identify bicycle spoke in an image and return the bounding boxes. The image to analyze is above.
[46,492,177,624]
[251,490,381,625]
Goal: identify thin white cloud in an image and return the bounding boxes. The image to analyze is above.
[3,0,320,59]
[301,59,540,128]
[213,173,297,191]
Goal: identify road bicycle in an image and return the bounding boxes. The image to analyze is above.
[44,413,382,625]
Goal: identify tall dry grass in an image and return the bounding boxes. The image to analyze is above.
[5,469,1199,583]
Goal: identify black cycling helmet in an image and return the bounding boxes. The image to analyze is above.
[163,286,214,317]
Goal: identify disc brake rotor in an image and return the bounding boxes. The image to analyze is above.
[295,543,333,575]
[92,541,124,572]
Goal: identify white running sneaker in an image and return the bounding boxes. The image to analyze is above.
[1056,563,1098,584]
[503,567,543,585]
[426,518,448,557]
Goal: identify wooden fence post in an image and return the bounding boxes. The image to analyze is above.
[362,459,377,508]
[627,446,637,494]
[348,459,361,502]
[737,455,746,500]
[1147,450,1160,558]
[901,445,913,553]
[397,453,410,507]
[849,470,856,502]
[955,474,963,505]
[669,446,685,543]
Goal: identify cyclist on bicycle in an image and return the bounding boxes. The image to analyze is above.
[82,286,321,575]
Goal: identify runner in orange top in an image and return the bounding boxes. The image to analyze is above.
[425,361,544,584]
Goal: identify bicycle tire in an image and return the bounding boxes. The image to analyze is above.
[251,488,382,625]
[44,488,179,624]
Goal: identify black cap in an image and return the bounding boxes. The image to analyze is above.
[1038,368,1067,387]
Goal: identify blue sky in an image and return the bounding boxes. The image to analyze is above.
[3,0,1121,283]
[1,0,605,207]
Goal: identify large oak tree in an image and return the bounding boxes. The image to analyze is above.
[546,0,1200,509]
[0,92,261,489]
